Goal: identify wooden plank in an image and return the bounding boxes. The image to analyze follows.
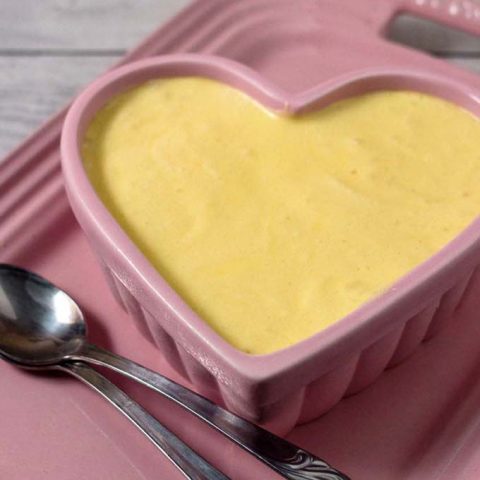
[0,0,190,51]
[387,13,480,53]
[448,56,480,74]
[0,56,119,157]
[2,53,480,159]
[1,1,480,161]
[2,2,480,53]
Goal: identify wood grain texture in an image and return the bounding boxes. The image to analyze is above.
[0,56,119,156]
[449,57,480,73]
[388,13,480,53]
[1,1,480,160]
[0,0,189,158]
[0,0,190,50]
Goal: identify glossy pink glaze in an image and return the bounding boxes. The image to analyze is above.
[59,0,480,433]
[3,0,480,477]
[3,168,480,480]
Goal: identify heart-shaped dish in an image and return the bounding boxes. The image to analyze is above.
[61,54,480,432]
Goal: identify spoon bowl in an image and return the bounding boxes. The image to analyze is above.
[0,264,231,479]
[0,263,349,479]
[0,264,86,366]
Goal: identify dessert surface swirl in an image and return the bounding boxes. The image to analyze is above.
[82,77,480,354]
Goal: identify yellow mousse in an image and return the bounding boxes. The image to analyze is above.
[82,77,480,354]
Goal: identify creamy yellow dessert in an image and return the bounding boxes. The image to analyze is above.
[82,77,480,354]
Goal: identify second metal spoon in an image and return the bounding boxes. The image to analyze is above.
[0,264,349,480]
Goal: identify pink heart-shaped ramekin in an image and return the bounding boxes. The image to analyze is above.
[61,54,480,433]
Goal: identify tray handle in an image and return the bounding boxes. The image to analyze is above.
[376,0,480,36]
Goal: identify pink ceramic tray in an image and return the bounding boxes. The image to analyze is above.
[2,0,480,478]
[60,0,480,433]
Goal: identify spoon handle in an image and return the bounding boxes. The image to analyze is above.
[77,344,350,480]
[59,361,230,480]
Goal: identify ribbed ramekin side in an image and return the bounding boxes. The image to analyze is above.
[98,261,480,432]
[387,302,438,367]
[264,266,479,429]
[424,269,475,339]
[296,266,479,425]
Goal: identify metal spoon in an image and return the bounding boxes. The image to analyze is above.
[0,264,349,480]
[0,265,228,480]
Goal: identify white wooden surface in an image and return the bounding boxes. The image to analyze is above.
[1,2,480,159]
[0,0,189,158]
